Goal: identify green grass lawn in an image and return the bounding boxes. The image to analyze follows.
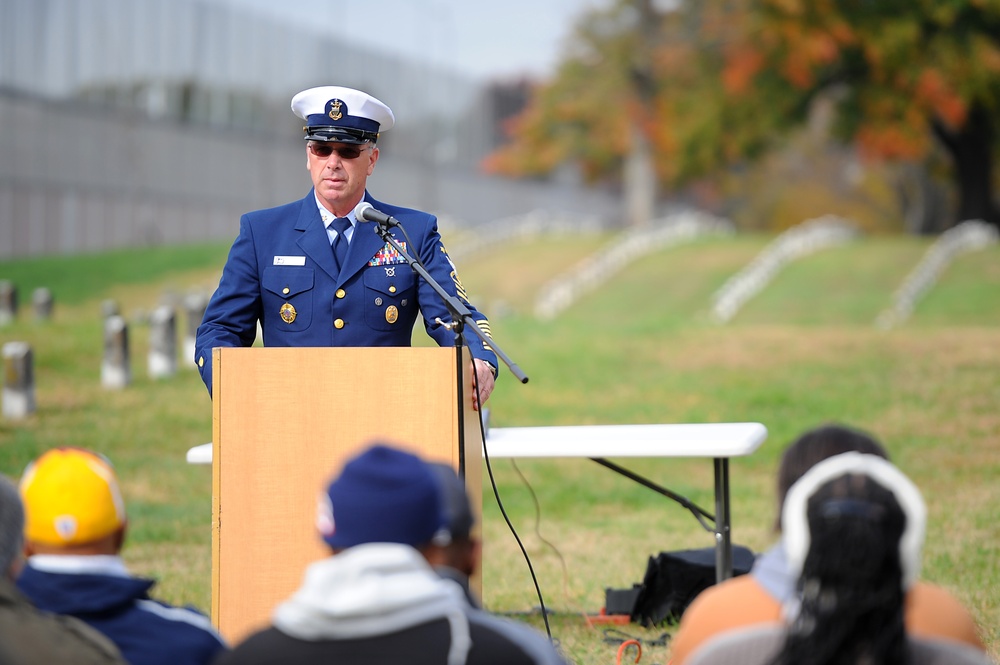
[1,233,998,664]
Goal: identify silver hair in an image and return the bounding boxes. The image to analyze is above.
[0,475,25,576]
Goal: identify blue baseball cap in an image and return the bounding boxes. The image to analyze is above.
[316,443,447,549]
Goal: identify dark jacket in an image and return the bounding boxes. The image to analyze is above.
[0,576,125,665]
[213,544,565,665]
[214,616,562,665]
[17,558,226,665]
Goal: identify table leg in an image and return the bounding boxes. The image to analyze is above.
[713,457,733,582]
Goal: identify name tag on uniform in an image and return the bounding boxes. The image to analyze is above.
[273,256,306,266]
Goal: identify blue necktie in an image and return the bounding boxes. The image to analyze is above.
[330,217,352,272]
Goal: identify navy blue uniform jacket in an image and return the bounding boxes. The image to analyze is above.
[195,191,496,394]
[17,565,226,665]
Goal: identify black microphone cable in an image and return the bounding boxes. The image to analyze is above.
[473,368,555,642]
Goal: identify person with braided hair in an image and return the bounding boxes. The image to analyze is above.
[685,453,993,665]
[669,424,985,665]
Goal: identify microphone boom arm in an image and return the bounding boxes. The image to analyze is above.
[366,219,528,384]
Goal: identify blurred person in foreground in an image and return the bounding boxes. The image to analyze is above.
[16,448,227,665]
[669,424,985,664]
[0,473,125,664]
[215,443,567,665]
[427,462,481,607]
[194,85,497,408]
[685,453,993,665]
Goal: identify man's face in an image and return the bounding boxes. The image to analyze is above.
[307,141,378,215]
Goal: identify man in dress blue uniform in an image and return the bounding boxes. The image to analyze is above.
[195,85,497,407]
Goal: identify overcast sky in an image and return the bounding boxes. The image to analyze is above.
[202,0,608,81]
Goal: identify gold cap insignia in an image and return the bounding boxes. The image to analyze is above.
[385,305,398,324]
[328,99,343,121]
[280,302,297,323]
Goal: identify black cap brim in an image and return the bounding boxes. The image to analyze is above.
[304,126,377,145]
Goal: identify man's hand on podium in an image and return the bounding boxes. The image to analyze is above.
[471,358,496,412]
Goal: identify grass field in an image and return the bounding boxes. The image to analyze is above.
[1,231,998,664]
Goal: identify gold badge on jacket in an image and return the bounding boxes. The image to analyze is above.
[280,303,297,323]
[385,305,398,324]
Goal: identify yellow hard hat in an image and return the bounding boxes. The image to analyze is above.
[19,448,126,546]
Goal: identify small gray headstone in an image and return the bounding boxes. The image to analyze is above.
[101,299,120,319]
[2,341,35,420]
[101,315,131,389]
[148,305,177,379]
[0,281,17,326]
[183,292,208,368]
[32,287,54,321]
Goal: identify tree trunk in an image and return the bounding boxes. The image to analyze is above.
[893,162,950,235]
[933,103,1000,229]
[623,0,660,228]
[624,128,656,227]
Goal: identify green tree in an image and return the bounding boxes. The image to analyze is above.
[487,0,1000,230]
[734,0,1000,228]
[482,0,692,225]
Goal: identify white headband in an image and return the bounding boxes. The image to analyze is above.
[782,452,926,589]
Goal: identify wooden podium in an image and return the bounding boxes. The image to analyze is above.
[210,346,483,643]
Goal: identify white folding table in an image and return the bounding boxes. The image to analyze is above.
[187,421,767,581]
[481,422,768,581]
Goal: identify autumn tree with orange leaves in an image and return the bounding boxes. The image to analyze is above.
[486,0,1000,230]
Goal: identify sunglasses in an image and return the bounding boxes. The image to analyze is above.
[308,143,367,160]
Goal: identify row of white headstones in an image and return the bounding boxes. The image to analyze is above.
[448,211,998,326]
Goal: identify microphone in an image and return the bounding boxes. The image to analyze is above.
[354,201,400,228]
